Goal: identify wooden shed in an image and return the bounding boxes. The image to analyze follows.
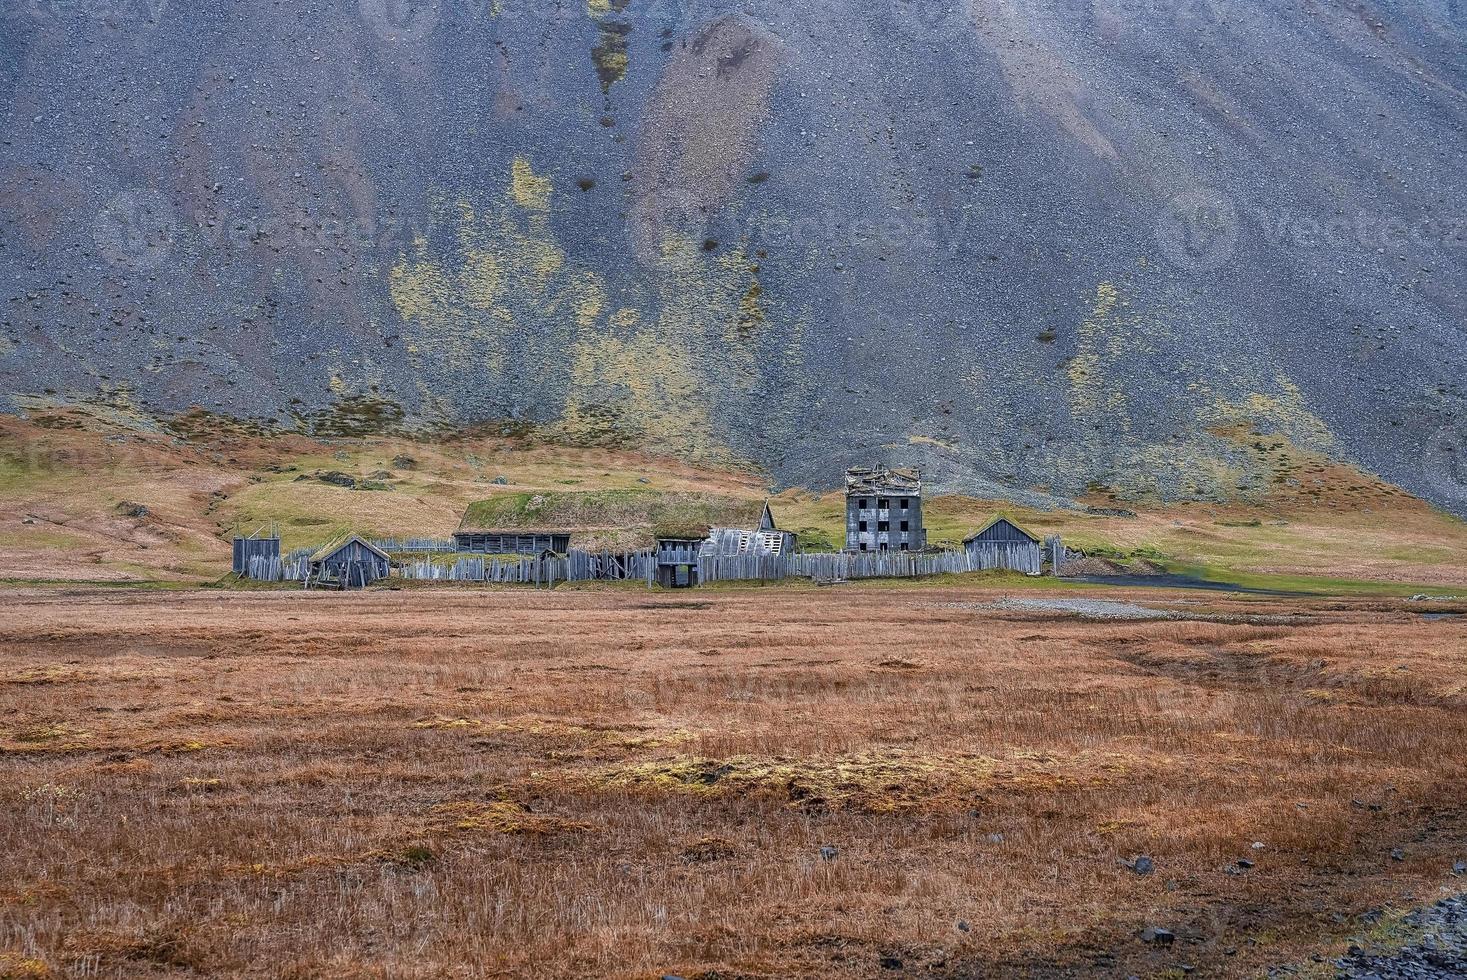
[452,530,572,555]
[232,525,280,577]
[309,534,391,588]
[962,517,1042,574]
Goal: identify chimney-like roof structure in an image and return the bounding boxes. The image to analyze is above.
[844,466,922,497]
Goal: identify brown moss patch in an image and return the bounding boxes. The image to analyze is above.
[572,750,1147,812]
[429,800,589,836]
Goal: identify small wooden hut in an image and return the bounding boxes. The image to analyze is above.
[309,534,391,589]
[232,523,280,576]
[654,534,705,588]
[962,517,1042,574]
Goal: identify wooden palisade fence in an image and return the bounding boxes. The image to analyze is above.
[239,545,1052,587]
[398,550,655,587]
[698,545,1042,584]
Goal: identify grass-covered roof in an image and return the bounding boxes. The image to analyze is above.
[458,490,771,550]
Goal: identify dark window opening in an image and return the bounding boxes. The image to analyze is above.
[900,543,909,552]
[879,543,889,552]
[859,520,867,532]
[858,498,868,509]
[878,498,889,510]
[860,542,868,552]
[878,521,889,532]
[900,498,909,509]
[900,520,909,532]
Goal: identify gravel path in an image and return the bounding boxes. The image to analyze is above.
[938,598,1179,620]
[1334,896,1467,979]
[930,597,1314,626]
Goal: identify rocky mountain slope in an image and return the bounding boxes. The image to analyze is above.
[1,0,1463,510]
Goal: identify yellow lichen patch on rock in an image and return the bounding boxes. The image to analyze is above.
[386,161,580,407]
[1066,281,1131,428]
[508,157,552,211]
[556,236,781,461]
[387,236,454,326]
[586,0,632,91]
[558,309,721,455]
[385,162,802,463]
[1205,375,1335,452]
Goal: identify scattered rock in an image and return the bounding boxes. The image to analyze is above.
[879,954,903,970]
[491,476,508,485]
[1132,855,1154,876]
[986,833,1005,844]
[819,845,839,861]
[391,454,417,470]
[1139,926,1175,946]
[1391,848,1406,862]
[1237,858,1255,870]
[1335,895,1467,978]
[114,500,149,518]
[1452,860,1465,875]
[316,471,356,488]
[956,920,970,933]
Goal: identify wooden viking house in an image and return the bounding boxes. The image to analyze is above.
[703,502,796,558]
[962,517,1042,574]
[309,534,391,588]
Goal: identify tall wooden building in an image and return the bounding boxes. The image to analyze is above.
[844,467,925,553]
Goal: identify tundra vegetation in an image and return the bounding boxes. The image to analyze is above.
[1,586,1465,976]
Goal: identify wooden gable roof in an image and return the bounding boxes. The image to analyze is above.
[962,516,1041,545]
[310,533,391,563]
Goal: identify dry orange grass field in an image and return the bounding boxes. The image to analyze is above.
[2,585,1465,978]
